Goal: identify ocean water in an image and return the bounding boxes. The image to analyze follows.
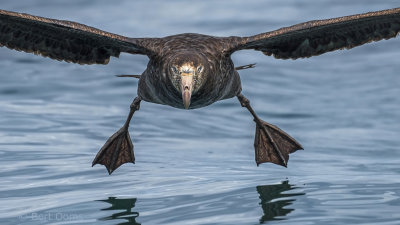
[0,1,399,224]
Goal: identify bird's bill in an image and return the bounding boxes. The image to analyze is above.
[181,72,193,109]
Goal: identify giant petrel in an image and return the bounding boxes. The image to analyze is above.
[1,8,399,174]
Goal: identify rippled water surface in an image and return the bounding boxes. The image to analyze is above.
[1,1,399,224]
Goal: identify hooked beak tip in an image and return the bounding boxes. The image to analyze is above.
[180,72,194,109]
[182,90,191,109]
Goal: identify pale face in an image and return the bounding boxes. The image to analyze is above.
[169,62,205,109]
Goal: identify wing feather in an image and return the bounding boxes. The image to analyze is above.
[0,9,153,64]
[232,8,400,59]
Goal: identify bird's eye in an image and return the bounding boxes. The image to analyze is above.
[197,66,203,74]
[171,66,179,74]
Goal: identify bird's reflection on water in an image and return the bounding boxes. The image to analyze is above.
[96,180,303,224]
[257,180,304,223]
[98,197,140,225]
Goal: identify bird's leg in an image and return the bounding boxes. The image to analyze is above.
[237,94,303,167]
[92,97,141,174]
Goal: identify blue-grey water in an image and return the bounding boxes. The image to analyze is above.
[1,1,399,224]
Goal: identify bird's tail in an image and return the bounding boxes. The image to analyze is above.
[235,63,256,71]
[115,74,141,78]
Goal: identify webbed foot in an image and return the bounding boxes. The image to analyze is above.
[237,93,302,167]
[254,119,303,167]
[92,97,141,174]
[92,127,134,174]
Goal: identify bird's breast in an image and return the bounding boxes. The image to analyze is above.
[138,67,242,109]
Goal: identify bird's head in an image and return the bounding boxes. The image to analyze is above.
[168,53,208,109]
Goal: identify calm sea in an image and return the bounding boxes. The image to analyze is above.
[0,1,399,224]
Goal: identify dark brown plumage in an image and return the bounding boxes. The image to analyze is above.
[1,8,399,174]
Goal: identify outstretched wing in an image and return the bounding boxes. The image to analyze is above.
[231,7,400,59]
[0,9,153,64]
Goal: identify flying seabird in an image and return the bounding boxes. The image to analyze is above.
[1,8,399,174]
